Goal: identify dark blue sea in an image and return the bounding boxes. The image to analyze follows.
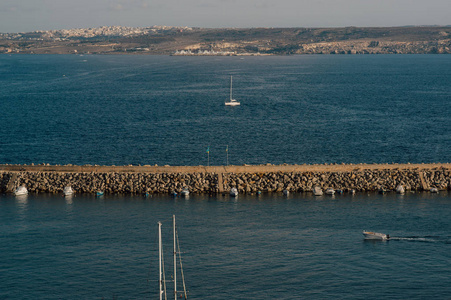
[1,192,451,299]
[1,55,451,299]
[0,54,450,166]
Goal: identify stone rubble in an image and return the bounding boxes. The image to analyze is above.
[1,168,450,195]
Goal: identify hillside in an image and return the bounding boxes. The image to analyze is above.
[1,26,450,55]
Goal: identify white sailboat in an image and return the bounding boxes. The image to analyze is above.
[225,76,240,106]
[158,215,188,300]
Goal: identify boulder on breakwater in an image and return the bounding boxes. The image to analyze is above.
[0,164,450,195]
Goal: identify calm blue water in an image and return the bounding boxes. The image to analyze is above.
[1,55,451,299]
[0,54,450,166]
[1,192,450,299]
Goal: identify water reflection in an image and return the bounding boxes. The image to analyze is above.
[14,194,29,227]
[65,194,74,205]
[15,194,28,208]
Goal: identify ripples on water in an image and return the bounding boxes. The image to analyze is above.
[1,192,450,299]
[0,55,450,165]
[1,54,450,299]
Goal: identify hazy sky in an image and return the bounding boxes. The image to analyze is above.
[1,0,450,33]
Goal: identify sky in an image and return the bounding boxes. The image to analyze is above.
[0,0,450,33]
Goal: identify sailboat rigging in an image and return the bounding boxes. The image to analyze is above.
[158,215,188,300]
[225,75,241,106]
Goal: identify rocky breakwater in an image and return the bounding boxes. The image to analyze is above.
[0,171,218,195]
[223,168,451,194]
[0,164,450,195]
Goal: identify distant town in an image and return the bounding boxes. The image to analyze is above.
[0,25,450,55]
[0,25,192,41]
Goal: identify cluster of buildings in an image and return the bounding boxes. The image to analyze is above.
[172,49,236,56]
[0,26,193,41]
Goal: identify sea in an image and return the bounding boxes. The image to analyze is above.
[1,192,451,299]
[0,54,451,299]
[0,54,450,166]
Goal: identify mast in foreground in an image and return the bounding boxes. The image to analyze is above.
[158,221,163,300]
[173,215,177,300]
[157,216,188,299]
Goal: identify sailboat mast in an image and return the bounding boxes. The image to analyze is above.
[173,215,177,300]
[230,76,233,100]
[158,221,163,300]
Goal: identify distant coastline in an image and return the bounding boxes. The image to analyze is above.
[1,26,450,55]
